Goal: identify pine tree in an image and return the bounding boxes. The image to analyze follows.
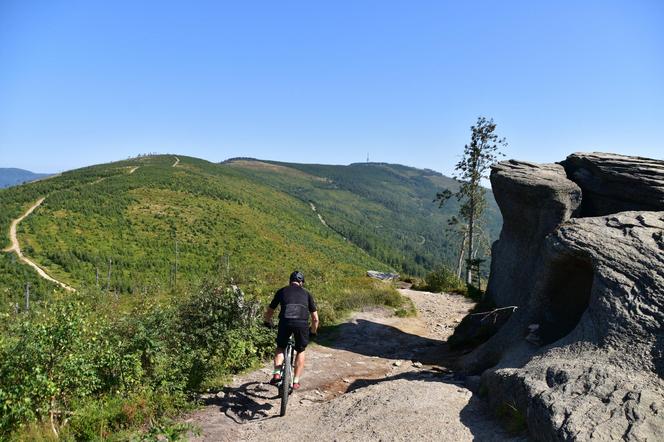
[436,116,507,285]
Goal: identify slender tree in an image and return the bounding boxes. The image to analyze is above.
[436,116,506,285]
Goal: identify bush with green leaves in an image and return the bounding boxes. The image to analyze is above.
[173,283,273,390]
[0,281,275,439]
[423,265,465,294]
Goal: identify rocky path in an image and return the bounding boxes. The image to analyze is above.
[188,289,519,441]
[3,198,76,292]
[173,156,180,167]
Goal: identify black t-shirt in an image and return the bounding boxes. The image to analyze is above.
[269,284,317,326]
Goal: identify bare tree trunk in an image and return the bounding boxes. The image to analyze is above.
[467,200,475,285]
[457,233,467,279]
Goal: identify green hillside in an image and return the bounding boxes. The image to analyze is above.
[0,155,401,315]
[1,155,501,307]
[224,159,501,276]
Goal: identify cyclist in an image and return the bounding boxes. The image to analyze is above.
[264,270,319,390]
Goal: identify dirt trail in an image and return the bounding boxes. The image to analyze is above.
[3,198,76,292]
[188,289,520,441]
[173,156,180,167]
[128,166,140,174]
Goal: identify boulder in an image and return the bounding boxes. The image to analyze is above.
[454,153,664,440]
[561,152,664,216]
[482,211,664,441]
[486,160,581,308]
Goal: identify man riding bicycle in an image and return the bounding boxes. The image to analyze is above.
[264,271,319,390]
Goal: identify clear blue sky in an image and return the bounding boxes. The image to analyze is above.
[1,0,662,175]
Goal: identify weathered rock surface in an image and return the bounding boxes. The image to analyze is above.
[562,152,664,216]
[486,160,581,308]
[456,153,664,440]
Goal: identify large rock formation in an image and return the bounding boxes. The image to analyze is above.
[562,152,664,216]
[458,152,664,440]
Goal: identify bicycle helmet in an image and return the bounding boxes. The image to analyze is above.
[289,270,305,283]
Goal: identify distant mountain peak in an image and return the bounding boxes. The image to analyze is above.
[0,168,51,189]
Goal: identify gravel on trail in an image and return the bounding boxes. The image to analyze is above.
[187,289,523,441]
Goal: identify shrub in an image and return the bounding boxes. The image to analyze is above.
[173,283,273,390]
[0,282,274,439]
[423,265,465,294]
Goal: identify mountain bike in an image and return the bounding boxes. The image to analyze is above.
[263,323,296,416]
[277,334,296,416]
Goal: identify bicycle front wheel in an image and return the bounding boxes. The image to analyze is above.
[280,347,292,416]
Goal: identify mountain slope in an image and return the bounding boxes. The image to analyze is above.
[0,155,395,317]
[0,168,51,188]
[224,159,502,276]
[0,155,501,311]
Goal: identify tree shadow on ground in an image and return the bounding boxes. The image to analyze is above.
[202,381,279,423]
[318,318,456,365]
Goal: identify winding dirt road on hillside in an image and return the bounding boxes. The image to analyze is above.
[188,289,522,441]
[3,198,76,292]
[173,156,180,167]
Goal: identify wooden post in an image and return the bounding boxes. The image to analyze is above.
[25,282,30,311]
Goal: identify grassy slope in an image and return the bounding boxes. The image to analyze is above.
[225,159,502,276]
[0,155,394,318]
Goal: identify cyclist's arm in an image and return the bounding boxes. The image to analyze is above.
[265,290,282,325]
[264,307,276,325]
[310,311,319,333]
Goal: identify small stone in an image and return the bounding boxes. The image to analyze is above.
[342,378,351,383]
[393,360,403,367]
[412,361,423,368]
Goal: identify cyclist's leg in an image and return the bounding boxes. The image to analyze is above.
[273,323,290,374]
[274,347,285,368]
[294,351,306,378]
[293,325,310,380]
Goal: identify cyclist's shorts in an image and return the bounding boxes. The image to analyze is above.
[276,322,310,352]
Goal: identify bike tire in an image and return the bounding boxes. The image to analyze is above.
[280,346,291,416]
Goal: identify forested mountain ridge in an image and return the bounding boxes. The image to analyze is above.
[0,155,394,312]
[0,168,51,188]
[225,158,502,276]
[0,155,501,308]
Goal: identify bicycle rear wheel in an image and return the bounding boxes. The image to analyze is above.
[280,346,292,416]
